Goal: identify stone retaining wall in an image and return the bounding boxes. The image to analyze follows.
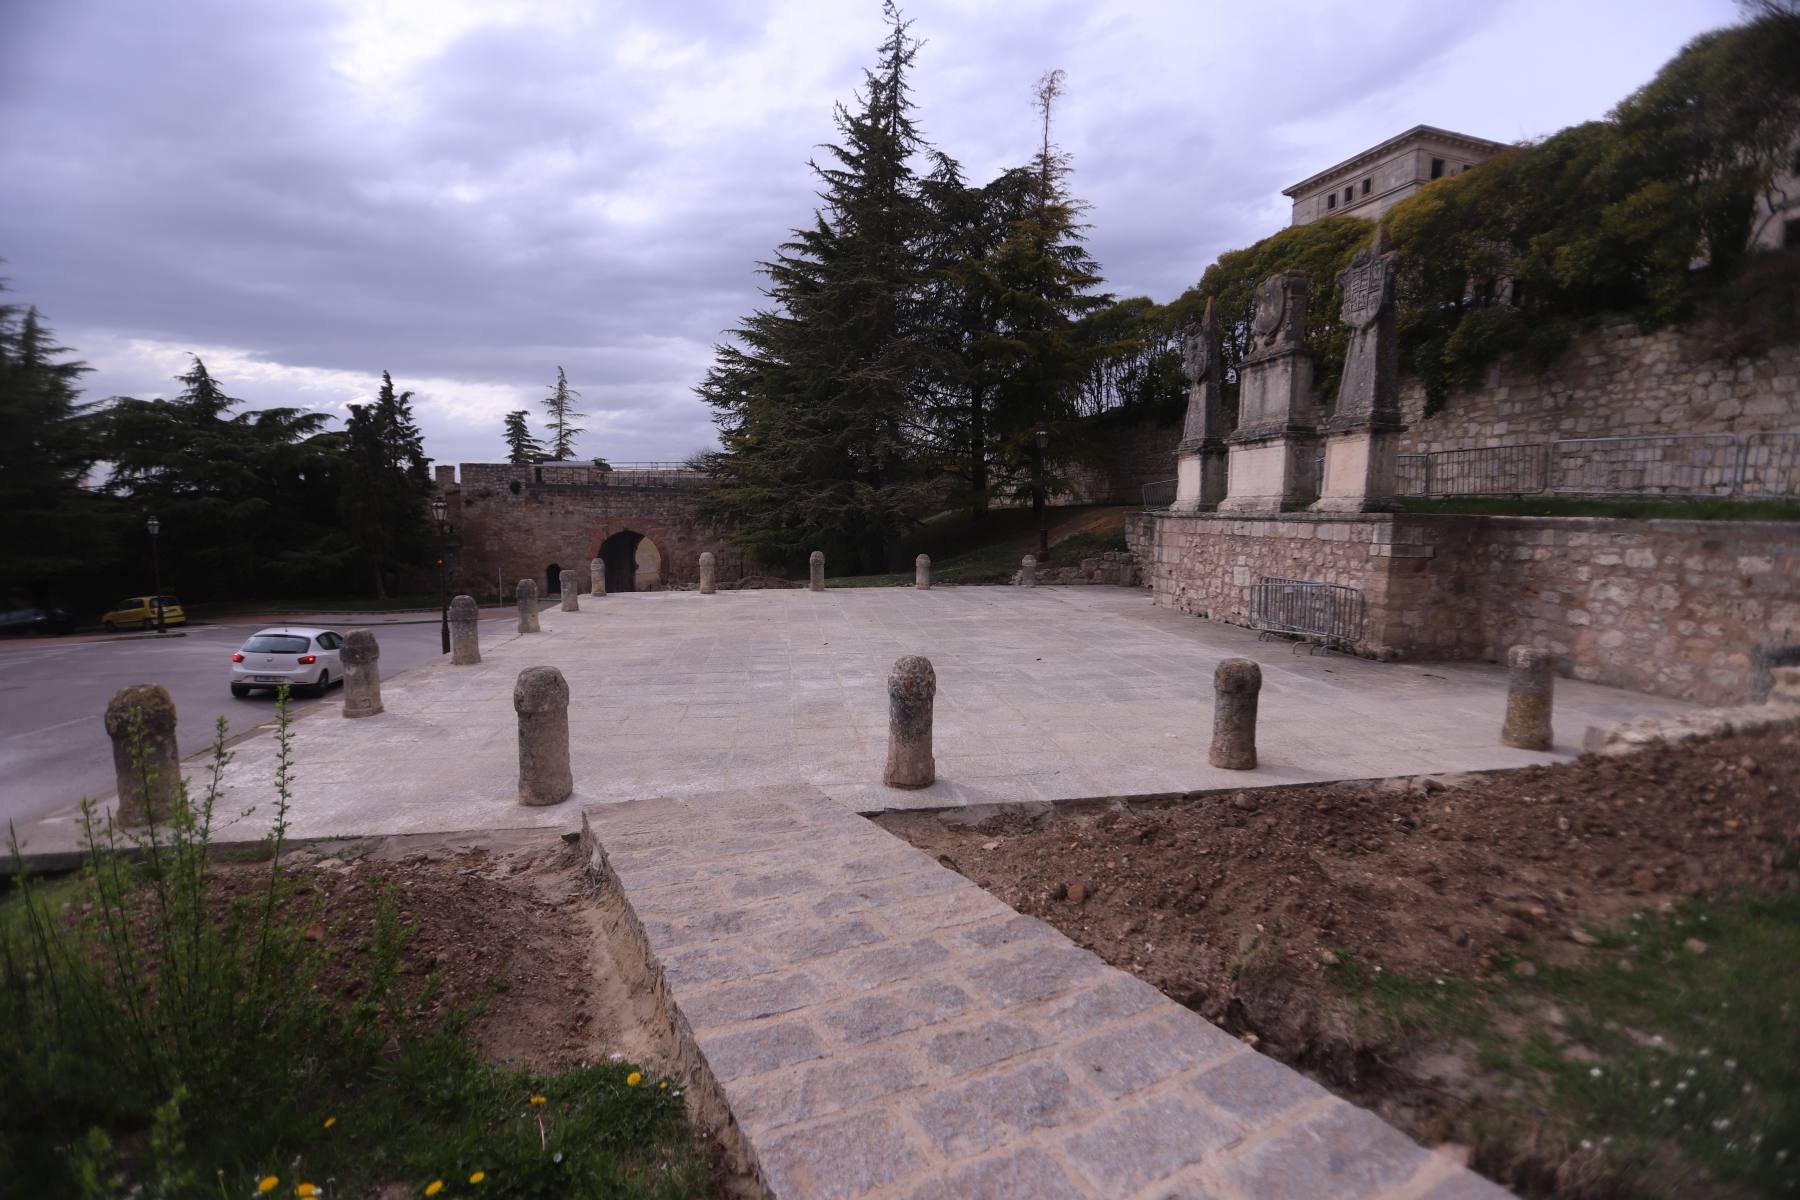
[1397,319,1800,454]
[1144,511,1800,706]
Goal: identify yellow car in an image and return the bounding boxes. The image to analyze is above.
[100,595,187,632]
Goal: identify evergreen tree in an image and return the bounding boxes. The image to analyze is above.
[980,70,1113,526]
[698,2,939,571]
[338,372,431,598]
[542,366,584,460]
[502,409,544,464]
[101,356,342,599]
[0,296,99,601]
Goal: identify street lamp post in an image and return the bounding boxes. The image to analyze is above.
[146,516,166,634]
[431,497,450,654]
[1033,426,1050,562]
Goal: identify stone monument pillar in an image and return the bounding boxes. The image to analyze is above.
[514,666,572,806]
[699,552,717,594]
[1208,659,1261,770]
[1314,228,1405,513]
[1501,646,1554,750]
[559,569,578,612]
[449,594,481,664]
[103,684,182,826]
[1019,555,1036,587]
[809,551,825,592]
[340,630,384,718]
[914,554,931,589]
[883,655,936,788]
[589,557,606,597]
[1219,273,1318,512]
[516,579,541,634]
[1172,298,1229,511]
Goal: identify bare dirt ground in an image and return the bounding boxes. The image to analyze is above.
[210,830,668,1074]
[878,729,1800,1198]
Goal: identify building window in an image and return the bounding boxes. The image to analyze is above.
[1362,178,1371,195]
[1344,186,1354,204]
[1327,193,1337,210]
[1430,157,1445,180]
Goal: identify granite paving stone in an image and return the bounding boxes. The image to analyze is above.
[581,784,1514,1199]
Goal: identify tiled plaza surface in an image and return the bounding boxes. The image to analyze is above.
[584,784,1509,1200]
[18,585,1694,853]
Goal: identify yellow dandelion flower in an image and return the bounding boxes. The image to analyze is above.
[659,1081,669,1090]
[323,1116,337,1129]
[425,1182,444,1197]
[626,1071,642,1087]
[258,1178,280,1194]
[469,1171,486,1184]
[297,1185,321,1198]
[530,1094,547,1106]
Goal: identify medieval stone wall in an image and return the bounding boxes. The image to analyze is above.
[1061,410,1184,505]
[447,464,742,596]
[1143,510,1800,706]
[1396,319,1800,454]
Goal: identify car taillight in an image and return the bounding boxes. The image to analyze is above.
[232,653,244,663]
[297,654,317,665]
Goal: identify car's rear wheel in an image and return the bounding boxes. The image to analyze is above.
[309,670,330,698]
[101,619,115,633]
[230,682,251,698]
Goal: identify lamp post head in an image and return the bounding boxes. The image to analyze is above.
[430,497,448,525]
[146,516,160,538]
[1035,426,1049,450]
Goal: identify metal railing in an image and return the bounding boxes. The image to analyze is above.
[1249,577,1365,651]
[1397,431,1800,499]
[1142,479,1177,511]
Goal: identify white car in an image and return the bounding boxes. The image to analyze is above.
[230,627,345,698]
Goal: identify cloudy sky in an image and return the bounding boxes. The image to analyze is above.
[0,0,1740,467]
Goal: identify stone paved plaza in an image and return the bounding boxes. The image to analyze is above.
[28,584,1708,1197]
[19,586,1694,853]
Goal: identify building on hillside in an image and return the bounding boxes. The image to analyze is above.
[1749,147,1800,251]
[1283,125,1506,227]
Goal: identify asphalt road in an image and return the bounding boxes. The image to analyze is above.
[0,617,512,832]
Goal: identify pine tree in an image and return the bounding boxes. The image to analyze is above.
[339,371,431,598]
[698,2,939,571]
[502,410,544,464]
[981,70,1113,528]
[0,297,98,600]
[542,367,584,460]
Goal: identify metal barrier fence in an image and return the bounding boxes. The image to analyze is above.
[1142,479,1177,511]
[1397,432,1800,499]
[1249,577,1365,650]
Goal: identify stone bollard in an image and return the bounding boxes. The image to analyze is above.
[915,554,931,589]
[699,552,717,594]
[103,684,182,826]
[560,569,578,612]
[1501,646,1554,750]
[1019,555,1036,587]
[590,557,606,597]
[883,655,937,789]
[1208,658,1261,770]
[340,630,384,718]
[514,666,572,806]
[809,550,825,592]
[449,594,481,664]
[516,579,541,633]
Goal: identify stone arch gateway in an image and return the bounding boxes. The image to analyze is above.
[599,530,662,593]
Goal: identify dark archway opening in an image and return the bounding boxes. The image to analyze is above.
[545,563,562,595]
[600,532,643,594]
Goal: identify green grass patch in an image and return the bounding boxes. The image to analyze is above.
[0,694,714,1199]
[1327,895,1800,1197]
[827,504,1131,587]
[1395,496,1800,522]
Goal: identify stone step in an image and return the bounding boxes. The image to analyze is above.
[582,786,1511,1200]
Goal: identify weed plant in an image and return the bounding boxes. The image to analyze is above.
[1,689,711,1198]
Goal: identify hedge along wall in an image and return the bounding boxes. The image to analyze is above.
[1138,510,1800,707]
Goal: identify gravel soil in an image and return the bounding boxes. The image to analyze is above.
[878,729,1800,1197]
